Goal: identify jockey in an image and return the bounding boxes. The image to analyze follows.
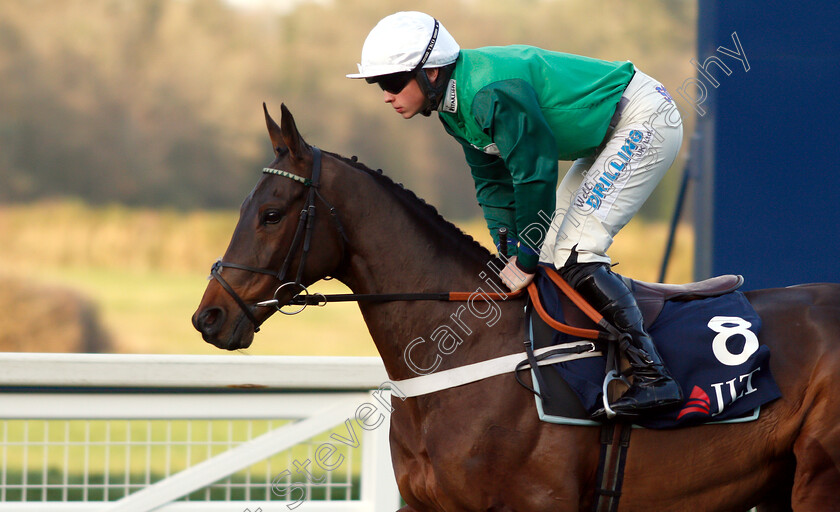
[347,11,684,417]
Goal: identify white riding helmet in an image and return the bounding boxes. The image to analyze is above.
[347,11,460,79]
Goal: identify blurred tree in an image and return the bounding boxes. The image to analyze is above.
[0,0,695,220]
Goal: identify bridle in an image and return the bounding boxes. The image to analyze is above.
[209,146,348,332]
[208,146,527,333]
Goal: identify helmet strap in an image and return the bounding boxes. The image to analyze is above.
[411,18,441,118]
[416,62,456,117]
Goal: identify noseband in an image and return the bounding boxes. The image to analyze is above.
[209,146,347,332]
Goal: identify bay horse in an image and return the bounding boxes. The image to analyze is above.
[192,104,840,511]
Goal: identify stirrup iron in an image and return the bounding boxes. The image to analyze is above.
[601,369,631,419]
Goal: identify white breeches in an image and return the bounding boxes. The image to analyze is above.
[539,69,684,268]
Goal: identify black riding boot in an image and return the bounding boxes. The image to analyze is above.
[562,263,684,416]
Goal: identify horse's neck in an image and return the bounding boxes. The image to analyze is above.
[330,167,523,381]
[334,168,488,295]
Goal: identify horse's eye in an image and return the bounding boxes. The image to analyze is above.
[262,210,283,225]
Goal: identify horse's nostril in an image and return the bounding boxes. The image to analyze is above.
[196,307,225,336]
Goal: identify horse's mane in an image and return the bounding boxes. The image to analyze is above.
[327,151,492,258]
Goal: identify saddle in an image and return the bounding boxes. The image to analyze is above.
[529,271,745,420]
[622,274,745,330]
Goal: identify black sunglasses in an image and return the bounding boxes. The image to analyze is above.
[366,71,415,94]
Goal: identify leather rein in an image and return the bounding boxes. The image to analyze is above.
[208,146,523,333]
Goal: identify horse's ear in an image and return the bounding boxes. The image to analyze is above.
[279,103,310,161]
[264,102,285,157]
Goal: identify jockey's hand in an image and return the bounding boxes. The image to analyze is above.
[499,256,535,292]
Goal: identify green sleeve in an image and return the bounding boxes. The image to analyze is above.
[471,79,559,271]
[461,143,517,250]
[439,118,517,253]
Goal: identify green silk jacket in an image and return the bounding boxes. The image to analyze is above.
[438,45,634,270]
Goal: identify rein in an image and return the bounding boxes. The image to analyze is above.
[209,146,524,332]
[209,147,610,348]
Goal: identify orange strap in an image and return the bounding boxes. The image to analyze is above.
[542,267,605,324]
[527,283,604,340]
[446,268,609,341]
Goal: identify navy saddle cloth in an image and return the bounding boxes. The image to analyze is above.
[531,265,782,429]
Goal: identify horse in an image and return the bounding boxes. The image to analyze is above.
[192,104,840,511]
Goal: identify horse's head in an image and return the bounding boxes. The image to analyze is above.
[192,104,346,350]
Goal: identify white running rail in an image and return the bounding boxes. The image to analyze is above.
[0,354,402,511]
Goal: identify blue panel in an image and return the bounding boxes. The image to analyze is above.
[696,0,840,289]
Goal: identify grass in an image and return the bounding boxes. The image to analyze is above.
[0,200,693,355]
[16,266,377,356]
[0,469,361,502]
